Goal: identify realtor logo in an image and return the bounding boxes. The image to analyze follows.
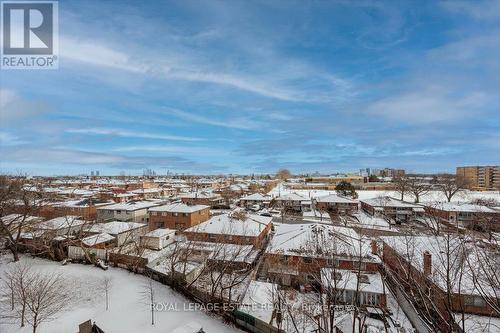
[1,1,58,69]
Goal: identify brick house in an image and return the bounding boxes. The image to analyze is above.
[183,212,272,248]
[360,196,424,223]
[423,202,500,232]
[263,223,380,287]
[180,192,224,207]
[148,203,210,231]
[96,200,162,223]
[314,194,358,215]
[380,235,499,332]
[51,199,114,220]
[239,193,272,209]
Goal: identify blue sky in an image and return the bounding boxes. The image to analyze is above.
[1,0,499,175]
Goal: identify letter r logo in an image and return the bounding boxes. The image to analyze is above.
[2,2,54,54]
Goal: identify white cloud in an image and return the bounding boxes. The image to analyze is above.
[440,0,500,20]
[66,127,203,142]
[164,108,263,130]
[59,33,352,103]
[60,36,148,73]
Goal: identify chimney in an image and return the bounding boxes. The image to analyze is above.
[423,251,432,277]
[371,240,378,255]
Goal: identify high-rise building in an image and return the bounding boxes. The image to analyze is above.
[456,165,500,191]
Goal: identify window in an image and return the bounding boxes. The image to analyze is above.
[303,257,313,263]
[174,212,178,216]
[465,296,486,307]
[327,258,339,267]
[359,274,370,284]
[352,261,366,271]
[209,234,216,240]
[162,212,167,216]
[151,212,157,216]
[183,213,188,217]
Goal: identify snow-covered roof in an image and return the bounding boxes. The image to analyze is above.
[276,192,309,201]
[87,221,147,235]
[81,233,115,246]
[361,196,422,208]
[144,228,176,238]
[35,216,86,230]
[381,235,498,296]
[316,194,357,204]
[96,201,161,211]
[180,191,221,199]
[1,214,42,225]
[240,193,272,201]
[266,223,374,261]
[184,213,271,237]
[321,268,384,294]
[53,199,113,208]
[424,202,499,213]
[149,202,209,213]
[130,188,163,194]
[240,280,275,323]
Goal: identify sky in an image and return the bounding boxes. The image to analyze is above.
[1,0,499,176]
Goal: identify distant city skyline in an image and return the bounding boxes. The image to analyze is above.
[1,0,499,175]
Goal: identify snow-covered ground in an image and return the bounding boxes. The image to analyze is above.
[269,184,500,203]
[0,255,243,333]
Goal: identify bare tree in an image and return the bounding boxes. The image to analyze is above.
[0,176,53,262]
[437,174,468,202]
[0,262,36,328]
[99,277,112,311]
[139,274,156,326]
[393,175,410,201]
[24,271,71,333]
[407,176,429,203]
[276,169,291,181]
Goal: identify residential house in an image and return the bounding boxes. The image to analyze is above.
[96,201,162,223]
[423,202,500,232]
[148,202,210,231]
[315,194,358,215]
[239,193,272,209]
[140,228,176,250]
[180,191,224,207]
[360,196,424,223]
[85,221,148,246]
[183,212,272,248]
[381,235,499,332]
[320,268,387,308]
[274,192,310,212]
[263,223,379,287]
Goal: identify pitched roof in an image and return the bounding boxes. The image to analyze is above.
[148,202,209,213]
[184,213,271,237]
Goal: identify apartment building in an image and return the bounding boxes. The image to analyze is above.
[148,203,210,230]
[456,165,500,191]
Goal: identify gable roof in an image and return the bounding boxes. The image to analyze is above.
[184,213,271,237]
